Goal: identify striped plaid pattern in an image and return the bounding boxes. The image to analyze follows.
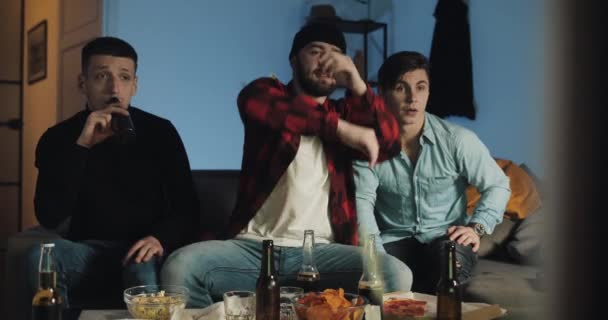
[215,77,400,246]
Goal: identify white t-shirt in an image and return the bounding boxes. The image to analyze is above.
[237,136,334,247]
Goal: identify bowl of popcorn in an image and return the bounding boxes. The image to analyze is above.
[292,288,367,320]
[123,285,189,320]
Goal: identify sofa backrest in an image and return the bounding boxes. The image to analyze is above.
[192,170,240,233]
[191,169,542,266]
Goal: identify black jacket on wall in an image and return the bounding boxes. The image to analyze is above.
[428,0,476,119]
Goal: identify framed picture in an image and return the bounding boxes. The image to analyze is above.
[28,20,47,84]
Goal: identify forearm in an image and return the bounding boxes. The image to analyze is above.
[357,205,386,253]
[353,161,385,251]
[341,86,400,160]
[238,77,340,140]
[348,76,367,97]
[456,130,511,233]
[356,199,381,237]
[151,124,201,252]
[470,181,511,234]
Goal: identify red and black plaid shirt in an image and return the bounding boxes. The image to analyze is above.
[221,77,400,246]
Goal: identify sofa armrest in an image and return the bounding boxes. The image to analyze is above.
[506,209,544,266]
[7,226,64,259]
[4,226,63,320]
[477,218,516,259]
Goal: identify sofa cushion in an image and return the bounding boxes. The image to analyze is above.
[465,259,543,318]
[477,218,516,258]
[506,209,544,266]
[507,164,544,266]
[192,170,240,234]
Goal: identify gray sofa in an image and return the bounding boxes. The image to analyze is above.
[5,170,544,319]
[464,210,544,319]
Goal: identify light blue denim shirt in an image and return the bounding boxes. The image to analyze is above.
[354,113,511,252]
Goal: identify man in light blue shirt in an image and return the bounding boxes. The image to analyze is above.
[354,51,510,293]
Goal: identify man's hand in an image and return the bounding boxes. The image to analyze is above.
[447,226,481,252]
[76,106,129,148]
[123,236,164,265]
[337,119,379,167]
[319,51,367,96]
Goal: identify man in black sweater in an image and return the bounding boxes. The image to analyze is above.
[25,37,199,309]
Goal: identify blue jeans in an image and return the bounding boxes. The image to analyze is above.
[160,239,412,307]
[25,239,159,309]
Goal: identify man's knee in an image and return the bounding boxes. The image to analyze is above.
[161,249,194,286]
[25,243,42,265]
[123,257,159,287]
[380,253,413,292]
[432,237,478,283]
[160,241,220,286]
[455,245,478,283]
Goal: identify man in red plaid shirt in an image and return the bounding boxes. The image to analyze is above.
[162,22,413,308]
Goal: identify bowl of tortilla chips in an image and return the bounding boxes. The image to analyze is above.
[292,288,367,320]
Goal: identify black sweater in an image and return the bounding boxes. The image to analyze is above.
[34,107,200,253]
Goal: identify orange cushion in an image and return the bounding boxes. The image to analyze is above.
[466,159,542,219]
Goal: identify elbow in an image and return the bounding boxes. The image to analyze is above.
[33,199,62,229]
[34,215,60,230]
[502,176,512,197]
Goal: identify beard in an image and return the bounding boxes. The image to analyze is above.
[294,58,336,97]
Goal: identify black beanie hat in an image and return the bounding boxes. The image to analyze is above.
[289,22,346,60]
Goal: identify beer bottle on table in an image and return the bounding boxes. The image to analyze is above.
[436,241,462,320]
[32,243,62,320]
[256,240,280,320]
[296,230,320,292]
[358,234,384,319]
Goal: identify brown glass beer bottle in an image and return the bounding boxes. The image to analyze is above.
[256,240,280,320]
[436,241,462,320]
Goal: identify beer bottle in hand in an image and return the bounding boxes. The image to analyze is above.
[436,241,462,320]
[297,230,320,292]
[358,234,384,319]
[32,243,62,320]
[256,240,280,320]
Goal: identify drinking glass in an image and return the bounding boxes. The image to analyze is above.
[280,286,304,320]
[223,291,255,320]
